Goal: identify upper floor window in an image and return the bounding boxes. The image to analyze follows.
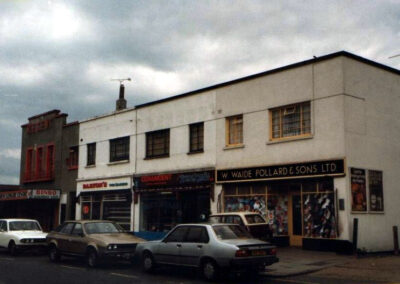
[146,129,170,158]
[87,143,96,166]
[226,115,243,146]
[66,146,79,170]
[24,143,54,182]
[270,101,311,140]
[189,122,204,153]
[110,137,130,162]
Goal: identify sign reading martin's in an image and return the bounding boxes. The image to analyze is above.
[216,159,345,183]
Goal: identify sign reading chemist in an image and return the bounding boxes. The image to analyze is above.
[217,159,345,183]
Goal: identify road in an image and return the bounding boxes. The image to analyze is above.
[0,250,386,284]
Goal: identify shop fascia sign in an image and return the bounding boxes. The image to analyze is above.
[216,159,345,183]
[82,179,130,191]
[135,170,215,188]
[0,189,60,201]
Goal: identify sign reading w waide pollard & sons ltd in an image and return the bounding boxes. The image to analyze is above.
[216,159,345,183]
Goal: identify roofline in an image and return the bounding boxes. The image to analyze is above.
[28,109,60,120]
[135,50,400,109]
[79,106,136,124]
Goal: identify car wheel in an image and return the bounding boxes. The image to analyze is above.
[142,251,155,273]
[49,245,61,262]
[8,241,18,256]
[86,248,98,268]
[201,259,218,281]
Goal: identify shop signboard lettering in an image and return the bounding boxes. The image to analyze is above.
[217,159,345,182]
[135,171,214,188]
[81,179,131,191]
[350,168,367,212]
[0,189,60,200]
[83,182,108,189]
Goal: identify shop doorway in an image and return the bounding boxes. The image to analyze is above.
[288,188,302,246]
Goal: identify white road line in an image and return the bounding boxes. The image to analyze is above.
[272,279,320,284]
[110,273,139,279]
[60,265,86,271]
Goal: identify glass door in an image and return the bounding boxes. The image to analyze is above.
[288,188,302,246]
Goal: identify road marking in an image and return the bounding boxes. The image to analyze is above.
[60,265,86,271]
[272,279,320,284]
[110,273,139,279]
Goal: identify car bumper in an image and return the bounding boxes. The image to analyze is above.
[101,250,136,261]
[230,256,279,271]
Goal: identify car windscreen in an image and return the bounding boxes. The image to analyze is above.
[9,221,41,231]
[84,222,123,234]
[212,225,252,240]
[245,214,266,224]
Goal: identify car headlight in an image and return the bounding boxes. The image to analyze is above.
[107,244,118,250]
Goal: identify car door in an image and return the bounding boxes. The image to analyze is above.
[67,223,87,255]
[179,226,209,267]
[154,226,188,265]
[0,221,9,248]
[56,222,75,252]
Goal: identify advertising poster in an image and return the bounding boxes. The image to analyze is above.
[350,168,367,212]
[369,170,384,212]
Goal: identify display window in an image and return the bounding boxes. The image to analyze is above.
[140,190,210,233]
[81,192,131,230]
[222,178,336,239]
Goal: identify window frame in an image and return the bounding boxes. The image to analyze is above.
[145,129,170,159]
[189,122,204,153]
[269,101,311,141]
[225,115,243,147]
[87,143,96,166]
[109,136,130,162]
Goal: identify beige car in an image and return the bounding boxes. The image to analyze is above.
[46,220,144,267]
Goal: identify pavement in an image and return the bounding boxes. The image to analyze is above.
[262,247,400,281]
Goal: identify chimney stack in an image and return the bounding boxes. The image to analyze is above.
[116,83,127,111]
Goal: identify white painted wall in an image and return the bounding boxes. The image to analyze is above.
[343,57,400,252]
[136,91,217,174]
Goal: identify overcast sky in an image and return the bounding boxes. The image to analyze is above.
[0,0,399,184]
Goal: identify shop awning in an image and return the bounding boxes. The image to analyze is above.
[0,189,60,201]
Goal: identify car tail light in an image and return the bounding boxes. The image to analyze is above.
[235,249,250,257]
[269,248,277,255]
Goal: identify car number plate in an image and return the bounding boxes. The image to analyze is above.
[252,250,266,256]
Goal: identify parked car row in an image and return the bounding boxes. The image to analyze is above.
[0,216,278,281]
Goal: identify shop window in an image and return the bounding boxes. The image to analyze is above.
[226,115,243,146]
[266,194,288,236]
[303,192,337,238]
[66,146,79,170]
[270,101,311,140]
[368,170,384,212]
[350,168,367,212]
[87,143,96,166]
[110,136,130,162]
[189,122,204,153]
[146,129,169,158]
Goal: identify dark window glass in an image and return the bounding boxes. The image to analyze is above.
[186,226,209,243]
[87,143,96,166]
[71,223,83,236]
[0,221,7,231]
[212,225,252,240]
[60,223,75,234]
[164,226,189,242]
[67,146,79,169]
[110,136,130,162]
[146,129,170,158]
[189,123,204,153]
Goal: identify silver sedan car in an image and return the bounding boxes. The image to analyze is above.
[136,223,278,281]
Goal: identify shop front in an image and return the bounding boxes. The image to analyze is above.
[77,177,132,230]
[0,189,60,232]
[134,169,214,240]
[216,159,346,250]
